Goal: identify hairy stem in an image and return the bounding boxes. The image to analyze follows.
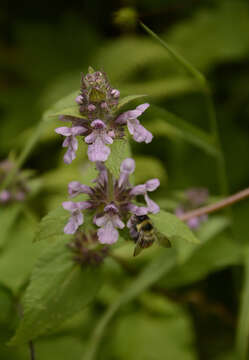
[179,187,249,222]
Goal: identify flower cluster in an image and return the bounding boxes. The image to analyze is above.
[63,159,160,244]
[175,188,209,229]
[55,68,152,164]
[0,160,30,204]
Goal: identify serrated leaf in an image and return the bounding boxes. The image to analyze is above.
[0,204,22,249]
[116,94,147,111]
[150,209,199,245]
[35,207,70,242]
[10,237,102,346]
[0,219,44,293]
[35,205,96,242]
[83,249,177,360]
[49,106,88,119]
[105,138,131,178]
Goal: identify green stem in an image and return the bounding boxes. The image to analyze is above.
[179,187,249,222]
[140,21,229,196]
[203,89,229,195]
[0,121,45,191]
[140,22,206,87]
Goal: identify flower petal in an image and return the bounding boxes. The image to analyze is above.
[145,179,160,192]
[68,181,93,197]
[95,214,108,227]
[112,215,125,229]
[144,193,160,214]
[97,221,119,244]
[85,131,97,144]
[87,137,110,162]
[130,184,146,196]
[55,127,72,136]
[71,126,88,135]
[133,123,153,144]
[64,210,83,234]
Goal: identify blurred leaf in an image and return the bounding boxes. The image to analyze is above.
[0,286,13,325]
[0,204,22,249]
[147,105,219,156]
[42,91,78,121]
[120,77,200,99]
[134,155,167,185]
[162,233,242,289]
[140,22,205,86]
[36,335,85,360]
[35,207,70,242]
[111,307,197,360]
[105,138,131,178]
[0,219,43,294]
[236,247,249,360]
[50,106,87,119]
[83,249,177,360]
[150,209,199,245]
[116,94,147,111]
[168,1,249,71]
[10,237,102,346]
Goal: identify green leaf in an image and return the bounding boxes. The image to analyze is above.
[0,219,44,293]
[111,307,197,360]
[83,249,177,360]
[10,237,102,346]
[105,138,131,178]
[0,204,22,249]
[35,207,70,242]
[42,91,78,122]
[120,78,200,99]
[150,209,199,245]
[140,22,206,86]
[236,247,249,360]
[49,106,87,119]
[162,233,242,289]
[134,155,167,185]
[116,94,147,111]
[147,105,219,156]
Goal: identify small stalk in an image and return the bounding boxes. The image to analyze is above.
[178,187,249,222]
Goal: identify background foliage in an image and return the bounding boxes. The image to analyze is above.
[1,0,249,359]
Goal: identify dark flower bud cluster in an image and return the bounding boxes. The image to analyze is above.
[67,230,109,266]
[0,160,31,204]
[76,68,120,119]
[175,188,209,229]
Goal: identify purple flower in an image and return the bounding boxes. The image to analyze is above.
[62,158,160,245]
[68,181,93,197]
[0,190,11,203]
[85,120,114,162]
[118,158,135,188]
[55,126,87,164]
[130,178,160,214]
[63,201,92,234]
[175,188,209,230]
[95,204,125,244]
[116,103,153,144]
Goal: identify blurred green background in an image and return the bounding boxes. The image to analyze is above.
[1,0,249,359]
